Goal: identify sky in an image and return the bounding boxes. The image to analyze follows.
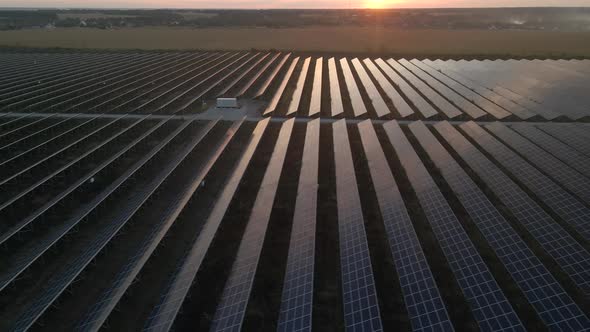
[2,0,590,9]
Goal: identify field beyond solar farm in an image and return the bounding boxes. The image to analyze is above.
[2,27,590,57]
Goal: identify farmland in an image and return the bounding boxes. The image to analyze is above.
[2,27,590,57]
[0,49,589,332]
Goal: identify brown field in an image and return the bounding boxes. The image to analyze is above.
[56,13,137,20]
[1,27,590,57]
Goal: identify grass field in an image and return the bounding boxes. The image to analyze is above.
[1,27,590,57]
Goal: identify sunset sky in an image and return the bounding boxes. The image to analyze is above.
[3,0,590,9]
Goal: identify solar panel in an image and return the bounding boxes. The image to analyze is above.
[382,120,524,332]
[0,114,80,151]
[51,53,199,114]
[121,53,230,114]
[339,58,368,117]
[332,119,383,331]
[0,116,54,140]
[0,53,153,101]
[510,124,590,179]
[15,55,169,113]
[39,54,187,114]
[422,60,535,120]
[0,115,135,211]
[385,59,461,119]
[371,59,437,118]
[86,53,215,114]
[361,59,414,117]
[7,119,200,331]
[210,119,295,331]
[236,53,281,97]
[350,58,390,118]
[410,60,511,119]
[485,122,590,205]
[536,124,590,158]
[434,121,590,295]
[409,121,590,330]
[0,115,100,168]
[0,120,141,206]
[356,120,453,332]
[328,58,344,117]
[0,116,161,248]
[286,57,311,116]
[277,118,320,332]
[144,119,270,332]
[397,59,486,119]
[263,57,300,115]
[459,122,590,243]
[0,54,156,111]
[254,53,291,98]
[218,53,269,97]
[308,58,323,117]
[78,120,238,331]
[160,53,252,114]
[174,53,257,113]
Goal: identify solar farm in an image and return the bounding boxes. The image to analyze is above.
[0,51,589,332]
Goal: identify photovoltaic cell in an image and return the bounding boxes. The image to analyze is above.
[510,124,590,179]
[339,58,368,117]
[143,119,270,332]
[434,121,590,296]
[328,58,344,117]
[409,121,590,331]
[350,58,390,118]
[385,59,461,119]
[286,57,311,116]
[332,119,383,332]
[277,119,320,332]
[362,59,413,117]
[382,120,523,332]
[210,119,295,332]
[485,122,590,205]
[356,120,454,332]
[459,121,590,244]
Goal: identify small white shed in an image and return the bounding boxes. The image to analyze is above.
[216,98,240,109]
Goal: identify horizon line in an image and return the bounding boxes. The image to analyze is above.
[1,6,590,10]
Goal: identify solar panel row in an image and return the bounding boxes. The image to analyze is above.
[434,121,590,296]
[77,119,238,331]
[1,53,586,120]
[459,122,590,244]
[210,119,295,331]
[332,119,383,332]
[409,121,590,331]
[1,115,590,331]
[277,119,320,332]
[7,118,200,331]
[383,120,524,332]
[356,120,454,332]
